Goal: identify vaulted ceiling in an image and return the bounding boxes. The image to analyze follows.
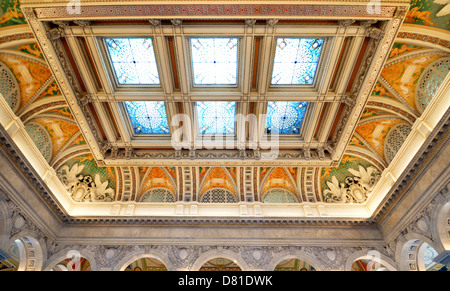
[0,0,448,223]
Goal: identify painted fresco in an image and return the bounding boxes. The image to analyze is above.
[381,54,448,111]
[261,167,297,197]
[125,257,168,271]
[405,0,450,31]
[389,43,424,59]
[201,167,236,195]
[199,258,242,271]
[139,167,176,197]
[9,43,45,59]
[274,259,316,271]
[0,0,26,28]
[0,54,52,111]
[371,81,397,100]
[356,119,404,161]
[29,117,80,160]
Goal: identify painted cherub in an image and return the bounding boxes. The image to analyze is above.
[0,2,24,25]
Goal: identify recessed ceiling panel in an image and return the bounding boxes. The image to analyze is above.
[190,38,239,85]
[265,101,308,134]
[124,101,170,134]
[105,38,160,85]
[196,101,236,134]
[271,38,324,85]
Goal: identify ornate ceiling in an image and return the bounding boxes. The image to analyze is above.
[0,0,448,224]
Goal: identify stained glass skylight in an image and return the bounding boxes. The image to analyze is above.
[190,38,239,85]
[196,101,236,134]
[124,101,169,134]
[105,38,160,85]
[271,38,324,85]
[265,101,308,134]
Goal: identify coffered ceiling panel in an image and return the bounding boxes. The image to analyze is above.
[20,1,410,168]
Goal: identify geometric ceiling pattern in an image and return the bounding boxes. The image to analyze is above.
[0,0,449,222]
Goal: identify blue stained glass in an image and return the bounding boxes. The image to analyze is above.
[265,101,308,134]
[105,38,160,85]
[271,38,324,85]
[190,38,238,85]
[124,101,170,134]
[196,101,236,134]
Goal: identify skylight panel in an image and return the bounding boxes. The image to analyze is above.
[265,101,308,134]
[196,101,236,134]
[124,101,169,134]
[190,38,239,85]
[105,38,160,85]
[271,38,324,85]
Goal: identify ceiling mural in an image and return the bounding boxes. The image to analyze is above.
[139,167,177,199]
[380,53,449,112]
[405,0,450,30]
[0,0,25,28]
[0,53,52,113]
[0,1,448,212]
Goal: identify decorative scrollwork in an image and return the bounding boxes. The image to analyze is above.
[57,164,115,202]
[323,165,380,203]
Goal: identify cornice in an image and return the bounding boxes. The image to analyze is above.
[372,108,450,223]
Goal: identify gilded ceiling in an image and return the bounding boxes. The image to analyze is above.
[0,0,448,220]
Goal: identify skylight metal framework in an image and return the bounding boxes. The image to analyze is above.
[22,2,408,167]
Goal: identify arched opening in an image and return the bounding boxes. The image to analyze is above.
[14,236,43,271]
[351,259,390,271]
[274,258,316,271]
[50,251,92,271]
[199,257,242,271]
[124,257,168,271]
[347,250,396,271]
[418,242,447,271]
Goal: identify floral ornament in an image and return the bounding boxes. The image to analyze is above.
[58,163,115,202]
[323,166,380,203]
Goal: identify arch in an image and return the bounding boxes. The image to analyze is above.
[0,195,11,249]
[114,249,172,271]
[417,242,448,271]
[43,247,97,271]
[199,257,242,271]
[345,250,398,271]
[262,188,299,203]
[139,187,175,203]
[274,258,316,271]
[124,257,168,271]
[415,57,449,113]
[199,188,237,203]
[138,167,177,200]
[267,250,325,271]
[13,236,44,271]
[432,193,450,252]
[191,249,249,271]
[259,167,300,202]
[397,231,445,271]
[51,255,92,271]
